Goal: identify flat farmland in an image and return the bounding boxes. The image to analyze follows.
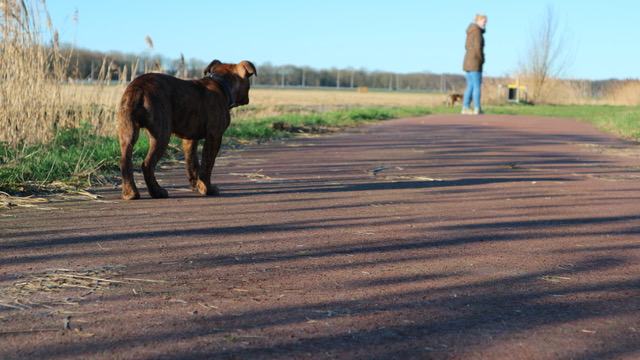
[62,85,446,109]
[235,87,446,120]
[248,87,445,107]
[51,85,446,138]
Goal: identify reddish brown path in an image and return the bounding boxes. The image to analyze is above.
[2,114,640,359]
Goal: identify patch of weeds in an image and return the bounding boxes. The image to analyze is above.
[0,123,181,194]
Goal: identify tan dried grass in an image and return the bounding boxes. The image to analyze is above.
[249,88,445,108]
[0,0,66,144]
[602,80,640,106]
[231,88,447,120]
[0,1,127,144]
[484,77,609,106]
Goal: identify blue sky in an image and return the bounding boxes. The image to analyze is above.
[48,1,637,80]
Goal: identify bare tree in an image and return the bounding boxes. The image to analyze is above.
[518,5,574,103]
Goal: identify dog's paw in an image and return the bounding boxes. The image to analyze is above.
[204,185,220,196]
[121,190,140,200]
[194,180,219,196]
[149,187,169,199]
[189,180,199,192]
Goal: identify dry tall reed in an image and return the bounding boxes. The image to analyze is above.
[602,80,640,106]
[0,1,125,145]
[482,77,609,106]
[1,0,66,144]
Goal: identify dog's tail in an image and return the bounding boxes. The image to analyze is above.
[118,87,148,130]
[118,87,148,162]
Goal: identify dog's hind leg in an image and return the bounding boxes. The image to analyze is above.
[118,116,141,200]
[142,130,170,198]
[182,139,200,192]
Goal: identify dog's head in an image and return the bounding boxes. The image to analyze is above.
[204,60,257,107]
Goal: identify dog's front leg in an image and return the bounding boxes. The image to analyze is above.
[196,135,223,196]
[182,139,200,191]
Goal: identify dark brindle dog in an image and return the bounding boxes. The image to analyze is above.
[118,60,256,200]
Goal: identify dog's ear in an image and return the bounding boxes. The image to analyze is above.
[236,61,257,78]
[203,60,222,75]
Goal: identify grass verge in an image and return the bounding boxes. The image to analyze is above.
[486,104,640,140]
[0,124,180,194]
[226,106,433,140]
[0,107,432,194]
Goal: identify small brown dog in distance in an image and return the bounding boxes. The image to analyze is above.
[118,60,256,200]
[445,93,463,107]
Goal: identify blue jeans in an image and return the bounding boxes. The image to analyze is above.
[463,71,482,109]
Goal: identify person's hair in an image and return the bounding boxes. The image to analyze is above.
[475,14,487,22]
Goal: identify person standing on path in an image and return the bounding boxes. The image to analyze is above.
[462,14,487,115]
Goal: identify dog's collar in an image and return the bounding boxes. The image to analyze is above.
[208,73,235,109]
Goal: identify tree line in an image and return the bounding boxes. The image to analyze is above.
[252,63,470,92]
[62,47,467,92]
[63,46,621,97]
[61,46,208,82]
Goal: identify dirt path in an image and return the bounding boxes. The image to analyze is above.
[2,114,639,360]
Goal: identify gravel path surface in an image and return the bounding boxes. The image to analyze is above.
[2,114,639,359]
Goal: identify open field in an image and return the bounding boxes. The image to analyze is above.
[52,84,640,140]
[2,84,639,193]
[10,83,624,142]
[248,87,447,108]
[54,86,451,137]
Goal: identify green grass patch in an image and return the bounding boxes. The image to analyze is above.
[227,106,433,140]
[0,124,181,194]
[485,104,640,140]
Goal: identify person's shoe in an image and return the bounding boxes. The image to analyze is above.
[461,107,473,115]
[473,108,484,115]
